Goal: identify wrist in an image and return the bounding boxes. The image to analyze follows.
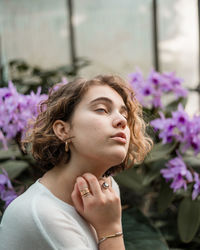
[96,223,122,239]
[98,231,123,246]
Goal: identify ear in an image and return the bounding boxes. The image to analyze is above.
[53,120,71,141]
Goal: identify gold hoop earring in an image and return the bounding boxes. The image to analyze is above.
[65,141,69,152]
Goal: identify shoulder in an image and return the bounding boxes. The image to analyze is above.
[4,181,94,249]
[2,181,79,227]
[31,191,96,249]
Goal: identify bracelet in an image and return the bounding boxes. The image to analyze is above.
[97,232,123,245]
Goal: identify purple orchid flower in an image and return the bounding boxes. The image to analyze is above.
[161,156,193,192]
[0,169,18,208]
[0,81,48,148]
[192,172,200,200]
[129,70,187,109]
[151,105,200,155]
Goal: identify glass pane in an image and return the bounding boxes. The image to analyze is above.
[159,0,198,90]
[0,0,70,72]
[74,0,152,78]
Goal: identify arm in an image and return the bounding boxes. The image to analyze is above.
[97,225,125,250]
[98,236,125,250]
[71,173,125,250]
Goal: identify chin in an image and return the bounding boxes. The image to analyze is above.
[105,149,127,166]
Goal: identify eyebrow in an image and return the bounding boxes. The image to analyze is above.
[89,97,128,112]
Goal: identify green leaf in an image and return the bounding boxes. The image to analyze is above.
[145,142,176,164]
[114,168,145,193]
[0,160,29,179]
[122,207,169,250]
[178,197,200,243]
[157,181,174,213]
[142,159,169,186]
[0,148,21,160]
[183,155,200,168]
[115,159,168,192]
[164,97,187,113]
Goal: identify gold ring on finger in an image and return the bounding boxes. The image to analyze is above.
[82,191,91,197]
[80,188,90,196]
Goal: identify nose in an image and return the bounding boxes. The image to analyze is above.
[112,113,127,129]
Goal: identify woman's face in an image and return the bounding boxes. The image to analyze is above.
[68,84,130,167]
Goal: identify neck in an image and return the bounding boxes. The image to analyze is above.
[39,156,112,207]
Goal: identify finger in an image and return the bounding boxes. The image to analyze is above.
[99,176,112,192]
[99,176,112,186]
[71,183,84,213]
[82,173,102,197]
[76,176,93,203]
[99,181,111,192]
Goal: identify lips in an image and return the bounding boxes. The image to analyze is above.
[111,132,127,144]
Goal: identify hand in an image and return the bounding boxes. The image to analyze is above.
[71,173,122,235]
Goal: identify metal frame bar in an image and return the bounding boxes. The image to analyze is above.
[67,0,77,75]
[197,0,200,108]
[0,36,3,84]
[152,0,159,71]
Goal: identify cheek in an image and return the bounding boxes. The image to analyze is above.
[126,128,131,143]
[70,118,107,158]
[72,116,106,143]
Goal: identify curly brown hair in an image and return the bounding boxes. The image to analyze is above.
[23,75,153,176]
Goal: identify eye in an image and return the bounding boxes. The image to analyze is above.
[123,115,128,120]
[95,108,107,113]
[121,112,128,120]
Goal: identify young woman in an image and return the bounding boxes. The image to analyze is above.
[0,75,152,249]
